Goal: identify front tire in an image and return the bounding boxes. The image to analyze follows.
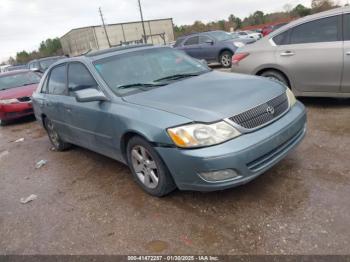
[219,51,233,68]
[127,136,176,197]
[44,118,71,151]
[260,70,289,87]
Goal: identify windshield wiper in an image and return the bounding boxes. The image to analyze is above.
[22,83,38,86]
[154,73,201,82]
[117,82,166,90]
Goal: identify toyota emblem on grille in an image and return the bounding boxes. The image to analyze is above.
[266,106,275,115]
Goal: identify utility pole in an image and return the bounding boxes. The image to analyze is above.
[99,7,111,48]
[137,0,147,44]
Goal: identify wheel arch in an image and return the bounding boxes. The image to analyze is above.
[255,67,292,89]
[120,130,156,163]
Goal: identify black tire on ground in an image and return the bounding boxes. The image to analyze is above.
[219,51,233,68]
[126,136,176,197]
[0,120,8,126]
[44,117,71,151]
[260,70,289,87]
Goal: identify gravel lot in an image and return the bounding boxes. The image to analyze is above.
[0,72,349,254]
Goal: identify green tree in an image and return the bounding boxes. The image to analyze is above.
[16,51,31,64]
[39,38,63,57]
[311,0,337,13]
[291,4,312,17]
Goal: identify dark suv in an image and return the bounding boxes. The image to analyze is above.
[174,31,247,68]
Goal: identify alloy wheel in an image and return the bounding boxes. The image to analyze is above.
[221,54,231,67]
[46,120,60,148]
[131,145,159,189]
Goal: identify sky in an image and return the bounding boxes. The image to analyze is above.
[0,0,346,62]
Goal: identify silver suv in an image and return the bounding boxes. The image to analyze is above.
[231,7,350,97]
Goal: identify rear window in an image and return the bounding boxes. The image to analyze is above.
[0,72,41,91]
[290,16,340,44]
[173,38,185,47]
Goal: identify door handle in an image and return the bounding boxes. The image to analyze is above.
[280,51,295,57]
[346,52,350,56]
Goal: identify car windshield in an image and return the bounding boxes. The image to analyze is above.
[208,31,233,41]
[94,48,210,96]
[0,71,41,91]
[39,58,59,71]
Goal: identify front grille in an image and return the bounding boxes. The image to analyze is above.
[230,93,289,129]
[17,96,31,102]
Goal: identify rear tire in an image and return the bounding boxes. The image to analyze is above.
[0,120,8,126]
[260,70,289,87]
[44,118,71,151]
[219,51,233,68]
[127,136,176,197]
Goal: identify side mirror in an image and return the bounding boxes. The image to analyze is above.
[205,40,214,45]
[75,88,107,102]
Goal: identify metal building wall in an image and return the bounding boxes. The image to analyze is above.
[60,18,174,57]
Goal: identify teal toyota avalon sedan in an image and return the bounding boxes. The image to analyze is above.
[32,45,306,197]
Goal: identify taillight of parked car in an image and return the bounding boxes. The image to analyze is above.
[232,53,249,65]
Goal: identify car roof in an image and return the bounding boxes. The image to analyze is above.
[28,56,64,63]
[45,45,171,66]
[270,6,350,37]
[0,69,32,77]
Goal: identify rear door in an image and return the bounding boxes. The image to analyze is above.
[197,35,217,61]
[342,13,350,93]
[276,15,343,93]
[44,64,72,141]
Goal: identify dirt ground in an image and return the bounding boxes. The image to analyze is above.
[0,93,349,255]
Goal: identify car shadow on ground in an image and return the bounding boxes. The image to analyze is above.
[299,97,350,108]
[0,115,36,128]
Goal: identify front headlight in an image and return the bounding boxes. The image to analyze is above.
[286,88,297,107]
[0,98,18,105]
[167,121,241,148]
[233,42,245,48]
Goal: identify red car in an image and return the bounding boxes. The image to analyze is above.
[0,70,41,125]
[262,23,288,36]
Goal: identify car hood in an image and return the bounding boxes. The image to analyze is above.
[123,71,286,123]
[0,84,38,100]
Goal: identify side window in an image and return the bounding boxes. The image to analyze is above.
[199,36,213,44]
[290,16,340,44]
[41,75,49,93]
[184,36,199,46]
[68,63,97,95]
[29,62,38,69]
[47,65,66,95]
[273,30,290,45]
[345,14,350,41]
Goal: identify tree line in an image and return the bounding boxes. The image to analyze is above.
[3,38,63,66]
[174,0,341,37]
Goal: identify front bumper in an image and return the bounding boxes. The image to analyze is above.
[0,102,33,121]
[156,101,306,191]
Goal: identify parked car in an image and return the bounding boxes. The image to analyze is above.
[235,31,262,41]
[231,7,350,97]
[27,56,65,73]
[32,45,306,197]
[231,32,256,44]
[0,70,41,125]
[6,65,27,72]
[174,31,247,68]
[262,23,288,36]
